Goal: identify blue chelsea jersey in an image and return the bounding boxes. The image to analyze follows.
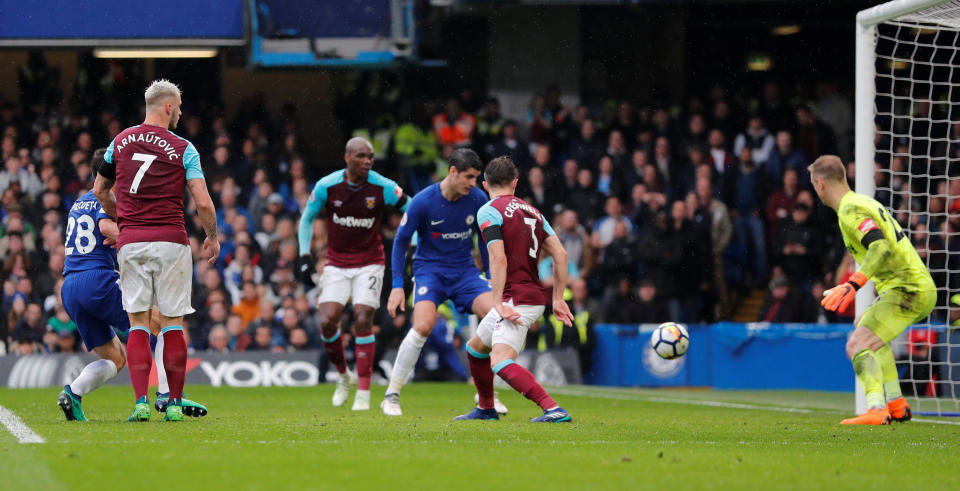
[390,183,490,288]
[62,191,117,275]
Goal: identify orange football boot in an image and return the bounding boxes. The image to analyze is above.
[840,408,891,425]
[887,397,912,422]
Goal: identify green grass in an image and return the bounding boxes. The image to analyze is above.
[2,383,959,490]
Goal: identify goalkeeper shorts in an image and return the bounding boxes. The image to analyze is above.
[860,287,937,344]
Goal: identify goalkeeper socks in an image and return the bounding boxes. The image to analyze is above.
[355,334,376,391]
[876,345,903,402]
[467,347,495,410]
[161,327,187,401]
[494,359,557,411]
[852,349,885,410]
[321,329,348,374]
[69,358,118,397]
[155,332,170,394]
[387,329,427,395]
[127,327,153,400]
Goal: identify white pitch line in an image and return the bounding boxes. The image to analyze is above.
[0,405,45,444]
[549,388,812,413]
[552,388,960,424]
[912,417,960,426]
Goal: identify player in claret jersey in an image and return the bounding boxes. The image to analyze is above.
[94,80,220,422]
[456,156,575,423]
[810,155,936,425]
[296,137,411,410]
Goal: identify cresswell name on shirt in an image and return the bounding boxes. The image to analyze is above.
[502,200,540,219]
[115,132,180,160]
[332,213,375,229]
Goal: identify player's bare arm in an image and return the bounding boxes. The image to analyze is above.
[93,173,117,219]
[187,178,219,264]
[541,234,573,326]
[387,287,406,317]
[98,217,118,244]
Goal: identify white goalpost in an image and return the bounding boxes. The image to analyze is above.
[856,0,960,416]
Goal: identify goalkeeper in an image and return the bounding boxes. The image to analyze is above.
[810,155,936,425]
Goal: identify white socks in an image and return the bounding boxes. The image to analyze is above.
[155,334,169,394]
[69,359,119,397]
[386,329,428,395]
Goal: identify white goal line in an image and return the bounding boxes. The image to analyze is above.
[0,405,45,444]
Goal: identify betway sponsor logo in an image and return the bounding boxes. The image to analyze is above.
[431,229,473,240]
[200,360,319,387]
[332,213,375,229]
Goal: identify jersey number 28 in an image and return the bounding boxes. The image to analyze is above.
[64,215,96,255]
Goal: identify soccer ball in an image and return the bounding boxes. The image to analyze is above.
[650,322,690,360]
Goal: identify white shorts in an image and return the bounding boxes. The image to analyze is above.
[118,241,194,317]
[476,300,545,353]
[317,264,384,309]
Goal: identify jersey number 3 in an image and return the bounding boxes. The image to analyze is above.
[130,153,157,194]
[523,217,539,258]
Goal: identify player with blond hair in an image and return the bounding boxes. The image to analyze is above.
[810,155,936,425]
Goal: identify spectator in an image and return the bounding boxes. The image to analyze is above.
[765,130,808,191]
[208,325,230,353]
[287,327,312,351]
[226,313,251,351]
[668,199,708,323]
[627,280,669,324]
[696,176,732,316]
[485,120,530,170]
[569,169,605,225]
[232,281,261,327]
[595,156,623,200]
[554,209,593,278]
[395,101,440,194]
[758,276,816,323]
[727,147,768,287]
[707,129,736,187]
[523,166,560,217]
[624,149,648,192]
[12,302,44,346]
[599,221,639,289]
[733,115,775,167]
[794,105,837,162]
[569,119,602,168]
[432,98,475,147]
[592,196,634,254]
[766,168,800,243]
[775,202,822,287]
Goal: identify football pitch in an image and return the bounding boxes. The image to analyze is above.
[2,383,959,490]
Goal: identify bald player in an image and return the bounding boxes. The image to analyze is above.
[810,155,936,425]
[296,137,411,411]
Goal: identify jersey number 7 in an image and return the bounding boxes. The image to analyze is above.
[130,153,157,194]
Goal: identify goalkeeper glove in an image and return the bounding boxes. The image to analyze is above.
[295,254,316,287]
[821,272,868,312]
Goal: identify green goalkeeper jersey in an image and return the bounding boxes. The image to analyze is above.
[836,191,934,293]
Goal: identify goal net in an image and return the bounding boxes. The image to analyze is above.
[859,0,960,416]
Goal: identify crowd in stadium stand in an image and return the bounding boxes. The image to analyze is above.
[0,56,951,372]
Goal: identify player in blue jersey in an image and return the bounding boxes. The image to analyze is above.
[55,148,130,421]
[57,149,206,421]
[379,148,505,416]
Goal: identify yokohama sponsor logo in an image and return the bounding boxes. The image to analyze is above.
[332,213,375,229]
[200,360,319,387]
